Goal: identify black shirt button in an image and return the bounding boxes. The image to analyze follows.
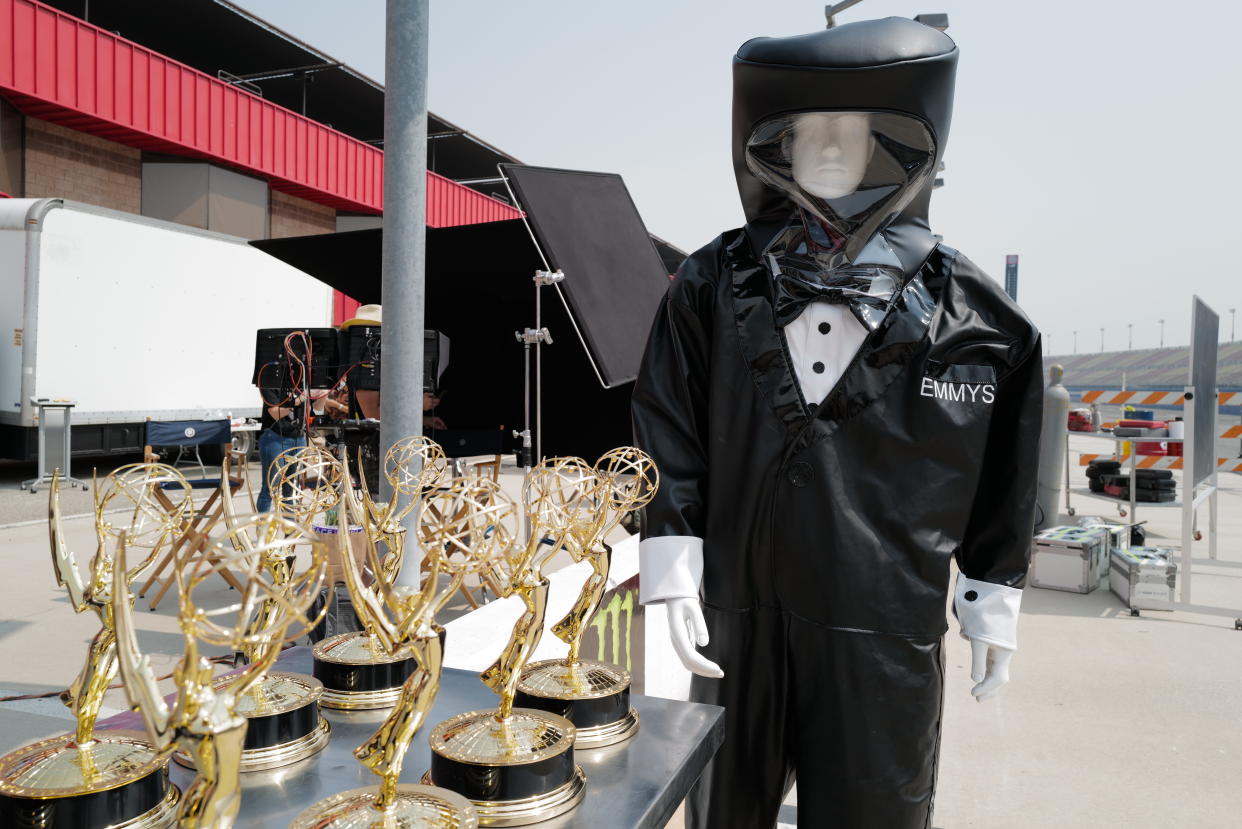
[812,361,825,374]
[787,462,813,487]
[964,590,979,602]
[818,322,831,334]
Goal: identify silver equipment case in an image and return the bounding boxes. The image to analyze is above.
[1030,526,1112,594]
[1109,546,1177,611]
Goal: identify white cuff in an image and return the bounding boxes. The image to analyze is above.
[639,536,703,605]
[954,574,1022,651]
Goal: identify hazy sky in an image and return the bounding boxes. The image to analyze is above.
[237,0,1242,356]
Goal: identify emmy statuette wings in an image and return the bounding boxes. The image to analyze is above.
[111,511,326,829]
[515,447,659,749]
[265,444,343,527]
[358,435,450,583]
[211,450,334,772]
[291,450,496,829]
[310,436,449,710]
[0,464,193,829]
[424,457,602,827]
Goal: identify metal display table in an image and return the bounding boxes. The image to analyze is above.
[103,647,724,829]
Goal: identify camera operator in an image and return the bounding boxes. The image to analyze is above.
[257,389,346,512]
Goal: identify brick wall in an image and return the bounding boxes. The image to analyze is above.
[270,189,336,238]
[23,117,339,237]
[24,118,141,213]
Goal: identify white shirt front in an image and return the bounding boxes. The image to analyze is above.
[778,233,900,407]
[782,276,893,407]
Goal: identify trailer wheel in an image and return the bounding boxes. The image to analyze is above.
[232,432,253,459]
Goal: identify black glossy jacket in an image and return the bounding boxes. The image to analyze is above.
[632,224,1043,636]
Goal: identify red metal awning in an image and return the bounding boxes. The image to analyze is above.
[0,0,520,225]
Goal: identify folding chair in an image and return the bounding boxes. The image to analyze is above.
[470,425,506,482]
[430,426,506,482]
[137,418,247,610]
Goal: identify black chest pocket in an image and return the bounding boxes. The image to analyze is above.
[916,360,997,433]
[924,360,996,385]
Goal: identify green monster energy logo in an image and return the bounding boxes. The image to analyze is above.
[588,590,635,672]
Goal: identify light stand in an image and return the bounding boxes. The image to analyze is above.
[824,0,866,27]
[512,268,564,468]
[498,167,579,490]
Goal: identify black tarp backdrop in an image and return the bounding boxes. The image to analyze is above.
[252,165,674,461]
[253,222,656,460]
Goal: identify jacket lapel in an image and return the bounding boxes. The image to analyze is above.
[728,230,810,434]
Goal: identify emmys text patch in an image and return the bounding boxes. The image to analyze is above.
[919,362,996,405]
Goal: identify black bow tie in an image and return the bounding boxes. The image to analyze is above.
[772,267,892,328]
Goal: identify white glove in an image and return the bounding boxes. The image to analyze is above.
[639,537,724,679]
[954,574,1022,702]
[664,597,724,679]
[968,639,1013,702]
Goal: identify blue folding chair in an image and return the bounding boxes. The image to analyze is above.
[138,418,246,610]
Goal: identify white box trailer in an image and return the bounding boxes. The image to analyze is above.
[0,198,332,461]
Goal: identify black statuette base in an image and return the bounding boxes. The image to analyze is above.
[312,656,419,710]
[429,746,576,804]
[421,766,587,828]
[514,684,630,731]
[0,766,177,829]
[515,659,639,749]
[245,697,321,750]
[312,633,417,710]
[426,708,586,826]
[313,654,417,695]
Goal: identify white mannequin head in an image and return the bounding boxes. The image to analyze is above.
[790,112,874,199]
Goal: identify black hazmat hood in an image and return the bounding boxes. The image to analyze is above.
[733,17,958,275]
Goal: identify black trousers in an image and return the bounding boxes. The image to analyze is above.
[687,605,945,829]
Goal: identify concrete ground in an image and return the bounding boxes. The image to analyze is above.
[0,453,156,525]
[1,439,1240,827]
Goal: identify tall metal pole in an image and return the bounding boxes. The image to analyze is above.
[380,0,429,586]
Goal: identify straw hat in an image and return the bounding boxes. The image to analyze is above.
[340,303,382,329]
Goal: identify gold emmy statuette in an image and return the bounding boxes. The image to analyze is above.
[207,448,337,771]
[313,437,448,711]
[424,458,599,827]
[0,464,193,829]
[112,512,327,829]
[266,444,343,528]
[290,473,508,829]
[514,447,658,749]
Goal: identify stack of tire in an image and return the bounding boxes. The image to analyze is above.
[1086,459,1121,493]
[1103,468,1177,502]
[1087,459,1178,502]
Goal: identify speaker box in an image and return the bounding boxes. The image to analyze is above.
[254,328,340,396]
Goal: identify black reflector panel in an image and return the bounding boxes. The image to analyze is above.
[500,164,670,387]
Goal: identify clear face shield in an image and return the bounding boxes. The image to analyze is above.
[745,111,937,326]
